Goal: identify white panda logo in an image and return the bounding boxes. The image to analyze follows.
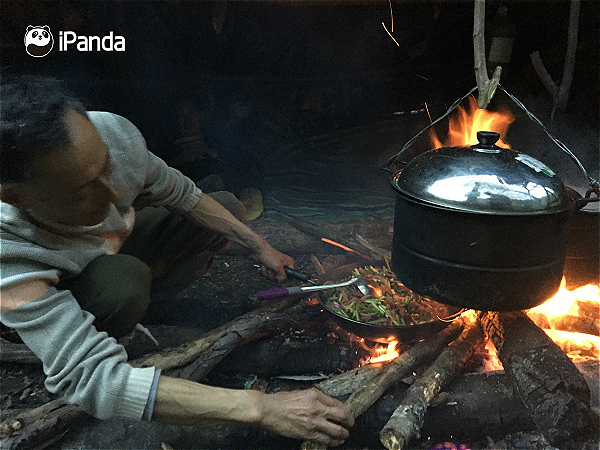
[24,25,54,57]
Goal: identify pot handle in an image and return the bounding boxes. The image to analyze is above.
[498,85,600,198]
[574,188,600,210]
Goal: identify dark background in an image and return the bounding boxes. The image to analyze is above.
[1,0,598,181]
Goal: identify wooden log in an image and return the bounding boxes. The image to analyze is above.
[47,361,600,450]
[0,401,83,450]
[379,317,485,450]
[301,317,466,450]
[479,310,599,449]
[527,311,600,336]
[0,295,307,447]
[316,364,388,398]
[130,295,304,372]
[364,361,597,445]
[0,340,40,365]
[575,300,600,322]
[209,334,367,380]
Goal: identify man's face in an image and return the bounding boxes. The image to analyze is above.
[20,109,119,226]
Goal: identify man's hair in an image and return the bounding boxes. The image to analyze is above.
[0,75,88,184]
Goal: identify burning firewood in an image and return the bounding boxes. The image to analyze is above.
[527,311,600,337]
[574,299,600,322]
[379,315,485,450]
[316,363,388,398]
[479,310,599,449]
[301,317,466,450]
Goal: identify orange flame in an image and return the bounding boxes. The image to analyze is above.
[526,279,599,363]
[430,96,515,148]
[369,340,400,363]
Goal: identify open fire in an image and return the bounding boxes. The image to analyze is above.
[429,95,514,148]
[362,95,599,369]
[527,279,599,363]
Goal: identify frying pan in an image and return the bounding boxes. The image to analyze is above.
[315,263,462,343]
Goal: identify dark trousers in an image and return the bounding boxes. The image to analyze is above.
[56,192,245,338]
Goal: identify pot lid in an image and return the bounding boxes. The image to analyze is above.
[392,131,571,214]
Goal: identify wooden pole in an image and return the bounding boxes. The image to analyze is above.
[529,0,581,111]
[473,0,502,109]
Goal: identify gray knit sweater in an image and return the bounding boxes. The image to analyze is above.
[0,111,202,420]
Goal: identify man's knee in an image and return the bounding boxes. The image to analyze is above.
[208,191,246,222]
[59,255,152,337]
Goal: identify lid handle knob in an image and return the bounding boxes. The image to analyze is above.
[477,131,500,147]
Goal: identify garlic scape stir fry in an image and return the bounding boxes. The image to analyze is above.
[324,265,452,326]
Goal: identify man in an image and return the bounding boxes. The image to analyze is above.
[0,76,353,446]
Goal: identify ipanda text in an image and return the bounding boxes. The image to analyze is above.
[58,31,125,52]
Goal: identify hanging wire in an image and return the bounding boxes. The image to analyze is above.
[497,85,599,192]
[385,84,599,197]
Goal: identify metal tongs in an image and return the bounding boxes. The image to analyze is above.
[255,276,374,300]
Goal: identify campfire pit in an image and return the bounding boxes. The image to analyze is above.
[2,252,598,450]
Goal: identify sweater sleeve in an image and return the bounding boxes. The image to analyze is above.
[0,288,155,421]
[87,111,202,214]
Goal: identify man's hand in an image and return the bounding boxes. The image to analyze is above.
[252,243,295,284]
[185,194,293,284]
[252,388,354,447]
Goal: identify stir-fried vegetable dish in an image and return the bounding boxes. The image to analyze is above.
[324,265,452,326]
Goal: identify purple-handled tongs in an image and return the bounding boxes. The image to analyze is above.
[255,277,372,300]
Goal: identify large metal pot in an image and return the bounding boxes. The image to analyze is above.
[390,131,597,311]
[563,203,600,289]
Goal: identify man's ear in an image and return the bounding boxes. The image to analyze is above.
[0,185,29,208]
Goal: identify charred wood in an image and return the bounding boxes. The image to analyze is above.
[56,362,600,450]
[527,311,600,336]
[301,317,466,450]
[208,335,368,380]
[479,310,599,449]
[575,299,600,322]
[130,295,304,373]
[0,340,40,365]
[316,363,388,398]
[380,317,485,450]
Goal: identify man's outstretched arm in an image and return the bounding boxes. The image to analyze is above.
[153,375,354,447]
[185,192,294,283]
